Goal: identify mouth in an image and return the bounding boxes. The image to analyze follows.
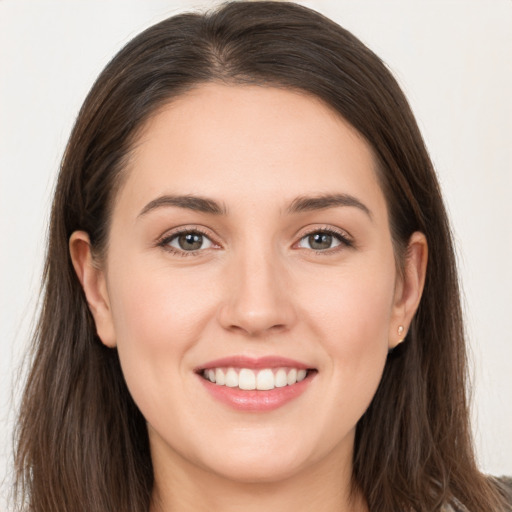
[198,366,313,390]
[195,356,317,411]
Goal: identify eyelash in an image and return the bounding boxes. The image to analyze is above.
[157,226,353,257]
[296,227,354,254]
[157,226,215,257]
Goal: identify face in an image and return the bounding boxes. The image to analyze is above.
[72,84,425,485]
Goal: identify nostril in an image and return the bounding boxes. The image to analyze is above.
[216,268,297,335]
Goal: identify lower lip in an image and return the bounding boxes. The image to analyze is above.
[198,372,315,412]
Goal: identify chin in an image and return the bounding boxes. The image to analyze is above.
[201,452,311,485]
[189,428,332,485]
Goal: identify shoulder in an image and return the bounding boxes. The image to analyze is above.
[443,477,512,512]
[495,476,512,507]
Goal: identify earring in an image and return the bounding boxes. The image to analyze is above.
[389,325,406,354]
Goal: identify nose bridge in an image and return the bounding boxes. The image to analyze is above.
[218,236,295,336]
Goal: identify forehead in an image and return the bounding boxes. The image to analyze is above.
[116,83,386,220]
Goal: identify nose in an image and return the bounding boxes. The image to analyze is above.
[217,247,297,337]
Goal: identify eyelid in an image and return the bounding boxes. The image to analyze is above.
[156,225,221,256]
[155,224,354,257]
[293,225,354,252]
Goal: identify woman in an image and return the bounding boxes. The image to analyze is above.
[13,2,511,511]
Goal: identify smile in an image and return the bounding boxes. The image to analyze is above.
[196,356,317,411]
[201,367,308,390]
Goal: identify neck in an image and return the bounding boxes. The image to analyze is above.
[149,442,368,512]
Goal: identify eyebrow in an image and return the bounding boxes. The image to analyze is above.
[138,194,228,217]
[138,192,372,219]
[286,193,372,219]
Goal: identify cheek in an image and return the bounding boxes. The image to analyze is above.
[301,255,395,410]
[305,255,396,345]
[108,257,215,345]
[105,258,219,403]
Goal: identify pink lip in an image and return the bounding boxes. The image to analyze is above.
[196,355,311,371]
[195,356,316,412]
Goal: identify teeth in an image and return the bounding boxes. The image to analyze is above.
[256,369,275,390]
[287,369,297,386]
[215,368,225,385]
[239,368,256,390]
[202,367,310,390]
[275,368,288,388]
[225,368,238,388]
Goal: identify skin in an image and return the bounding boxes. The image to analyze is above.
[70,84,427,512]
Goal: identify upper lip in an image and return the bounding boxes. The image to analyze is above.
[195,356,313,372]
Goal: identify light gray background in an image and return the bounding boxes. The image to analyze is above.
[1,1,511,508]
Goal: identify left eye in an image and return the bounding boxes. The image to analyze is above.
[167,231,214,251]
[297,231,344,251]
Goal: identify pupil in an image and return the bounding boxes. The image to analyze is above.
[179,233,203,250]
[309,233,332,250]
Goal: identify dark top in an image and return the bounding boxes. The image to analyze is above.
[445,477,512,511]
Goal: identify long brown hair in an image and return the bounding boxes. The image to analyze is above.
[14,2,509,511]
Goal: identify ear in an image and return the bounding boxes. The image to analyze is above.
[389,231,428,349]
[69,231,117,348]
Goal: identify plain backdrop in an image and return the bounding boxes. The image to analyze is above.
[1,0,511,508]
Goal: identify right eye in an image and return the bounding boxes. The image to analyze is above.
[159,229,215,255]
